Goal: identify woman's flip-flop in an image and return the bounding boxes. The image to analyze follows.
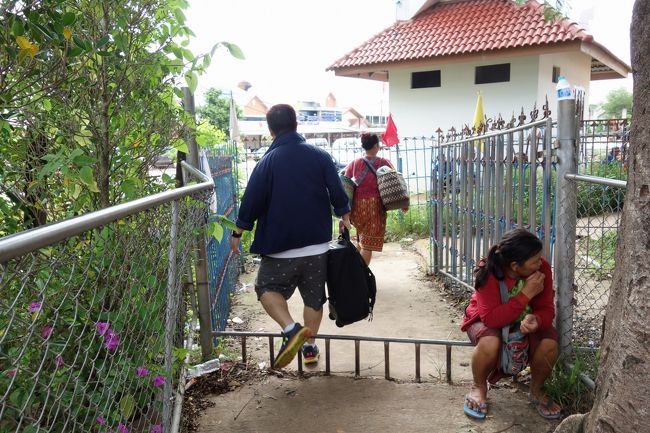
[529,394,562,419]
[463,395,487,420]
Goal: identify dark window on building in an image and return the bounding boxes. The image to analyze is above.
[411,70,441,89]
[475,63,510,84]
[552,66,561,83]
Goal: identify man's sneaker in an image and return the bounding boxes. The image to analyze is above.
[273,324,312,369]
[302,344,320,365]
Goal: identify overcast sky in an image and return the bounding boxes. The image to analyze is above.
[185,0,635,114]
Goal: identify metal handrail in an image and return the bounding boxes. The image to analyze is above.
[214,330,472,383]
[565,173,627,189]
[0,161,213,263]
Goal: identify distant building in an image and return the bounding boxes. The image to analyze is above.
[238,95,367,149]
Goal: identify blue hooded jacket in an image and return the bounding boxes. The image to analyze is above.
[236,131,350,255]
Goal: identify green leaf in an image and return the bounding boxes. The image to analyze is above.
[72,154,96,166]
[11,19,25,37]
[114,34,127,52]
[209,221,224,241]
[79,166,94,185]
[72,35,86,49]
[173,87,184,99]
[216,215,237,231]
[71,184,82,199]
[181,48,194,61]
[120,178,138,199]
[171,46,183,60]
[95,35,110,49]
[184,72,198,94]
[222,42,245,60]
[67,47,83,57]
[119,394,136,419]
[42,98,52,112]
[62,12,76,26]
[173,8,187,25]
[173,139,189,154]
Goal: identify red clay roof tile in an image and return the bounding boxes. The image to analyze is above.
[328,0,590,70]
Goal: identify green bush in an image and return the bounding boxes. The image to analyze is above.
[385,206,429,241]
[545,350,599,415]
[576,162,626,218]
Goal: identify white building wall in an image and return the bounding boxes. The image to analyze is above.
[388,55,540,137]
[537,51,592,118]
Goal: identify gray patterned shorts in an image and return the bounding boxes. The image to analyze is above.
[254,253,328,310]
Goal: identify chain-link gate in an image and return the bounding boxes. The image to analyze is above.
[0,163,213,433]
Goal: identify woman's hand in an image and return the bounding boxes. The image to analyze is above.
[339,212,352,232]
[519,314,539,334]
[521,271,544,299]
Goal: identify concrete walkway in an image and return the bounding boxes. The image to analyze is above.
[196,241,560,432]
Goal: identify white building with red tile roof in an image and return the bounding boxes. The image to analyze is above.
[327,0,630,137]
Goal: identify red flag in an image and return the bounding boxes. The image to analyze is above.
[381,114,400,147]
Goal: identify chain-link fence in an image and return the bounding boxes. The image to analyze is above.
[570,119,628,349]
[0,166,213,433]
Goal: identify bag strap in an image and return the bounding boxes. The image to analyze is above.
[354,158,374,186]
[361,157,378,177]
[498,279,510,342]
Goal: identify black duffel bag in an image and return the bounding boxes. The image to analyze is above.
[326,228,376,327]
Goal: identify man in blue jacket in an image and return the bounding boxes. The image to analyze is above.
[230,104,351,368]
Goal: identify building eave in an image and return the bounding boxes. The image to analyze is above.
[579,41,631,80]
[331,40,631,82]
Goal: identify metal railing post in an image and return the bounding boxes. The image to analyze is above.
[163,200,180,431]
[183,87,213,359]
[554,98,578,357]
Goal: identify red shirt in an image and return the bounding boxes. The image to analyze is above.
[460,257,555,331]
[344,157,393,200]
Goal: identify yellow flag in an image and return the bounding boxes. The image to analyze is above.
[473,92,485,152]
[473,92,484,133]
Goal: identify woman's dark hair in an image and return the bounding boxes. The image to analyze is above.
[474,228,543,289]
[266,104,297,136]
[360,132,379,150]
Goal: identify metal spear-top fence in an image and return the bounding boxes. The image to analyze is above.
[0,162,213,433]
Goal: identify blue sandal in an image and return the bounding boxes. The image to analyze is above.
[463,395,487,420]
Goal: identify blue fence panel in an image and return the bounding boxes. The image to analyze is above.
[205,154,240,335]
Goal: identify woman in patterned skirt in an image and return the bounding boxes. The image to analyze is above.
[344,132,395,265]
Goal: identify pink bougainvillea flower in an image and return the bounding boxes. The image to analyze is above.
[152,375,165,387]
[28,302,41,313]
[103,330,120,351]
[96,415,106,425]
[41,325,54,339]
[117,423,129,433]
[96,321,110,335]
[149,424,162,433]
[55,355,65,369]
[5,370,17,378]
[136,367,149,377]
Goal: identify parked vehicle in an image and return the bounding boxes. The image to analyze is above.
[252,146,270,161]
[305,137,329,147]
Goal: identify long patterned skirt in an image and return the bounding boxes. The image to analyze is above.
[351,196,387,252]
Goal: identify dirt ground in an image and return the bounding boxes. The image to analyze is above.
[192,241,561,433]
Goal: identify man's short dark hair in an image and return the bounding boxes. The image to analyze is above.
[266,104,297,136]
